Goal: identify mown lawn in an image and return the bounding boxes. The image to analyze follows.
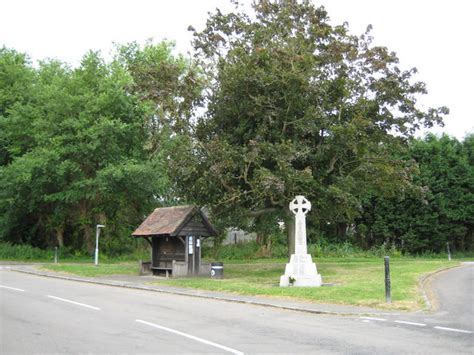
[156,258,458,311]
[42,257,459,311]
[43,262,138,277]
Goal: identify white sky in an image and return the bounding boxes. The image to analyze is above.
[2,0,472,139]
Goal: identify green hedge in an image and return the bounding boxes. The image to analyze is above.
[202,241,407,260]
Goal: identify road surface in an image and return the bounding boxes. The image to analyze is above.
[430,262,474,330]
[0,265,472,354]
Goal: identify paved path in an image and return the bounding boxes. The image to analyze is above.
[1,269,472,354]
[430,262,474,330]
[357,263,474,334]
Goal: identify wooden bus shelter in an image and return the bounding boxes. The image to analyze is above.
[132,205,217,277]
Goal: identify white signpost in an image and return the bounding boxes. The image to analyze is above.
[94,224,105,266]
[280,196,322,287]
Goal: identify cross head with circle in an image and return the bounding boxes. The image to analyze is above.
[289,195,311,215]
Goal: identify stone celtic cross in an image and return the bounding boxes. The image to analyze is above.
[290,195,311,255]
[290,195,311,216]
[280,195,322,287]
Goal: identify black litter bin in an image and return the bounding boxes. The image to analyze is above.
[210,262,224,279]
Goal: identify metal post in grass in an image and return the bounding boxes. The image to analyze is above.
[446,242,451,261]
[95,224,105,266]
[54,246,58,264]
[384,256,391,304]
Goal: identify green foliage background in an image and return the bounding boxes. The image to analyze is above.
[0,1,472,257]
[0,42,201,255]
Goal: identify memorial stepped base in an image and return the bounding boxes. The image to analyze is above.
[279,254,322,287]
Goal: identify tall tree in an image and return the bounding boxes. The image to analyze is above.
[116,41,204,151]
[169,0,447,253]
[0,47,36,166]
[116,41,206,206]
[356,134,474,253]
[0,49,169,252]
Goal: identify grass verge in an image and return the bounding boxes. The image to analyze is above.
[42,263,138,277]
[41,257,461,311]
[158,258,459,311]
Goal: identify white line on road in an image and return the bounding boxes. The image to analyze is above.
[0,285,25,292]
[47,295,101,311]
[394,320,427,327]
[434,326,473,334]
[360,317,387,322]
[360,316,473,334]
[136,319,244,355]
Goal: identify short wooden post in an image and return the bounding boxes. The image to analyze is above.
[384,256,391,304]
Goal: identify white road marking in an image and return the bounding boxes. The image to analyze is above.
[136,319,244,355]
[361,316,473,335]
[47,295,101,311]
[360,317,387,322]
[394,320,426,327]
[434,326,473,334]
[0,285,25,292]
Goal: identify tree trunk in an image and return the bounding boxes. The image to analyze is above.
[262,238,272,257]
[97,213,107,225]
[56,225,64,248]
[78,201,94,253]
[83,224,94,254]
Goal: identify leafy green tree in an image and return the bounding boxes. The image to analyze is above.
[356,134,473,253]
[0,48,170,252]
[169,0,447,253]
[0,47,36,166]
[116,41,204,151]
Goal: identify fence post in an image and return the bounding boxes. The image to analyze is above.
[54,246,58,264]
[384,256,391,304]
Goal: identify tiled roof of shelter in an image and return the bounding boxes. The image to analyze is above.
[132,205,217,237]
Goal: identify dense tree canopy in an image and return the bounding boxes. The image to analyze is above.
[356,134,473,253]
[0,43,197,253]
[116,41,204,150]
[0,47,35,166]
[169,0,448,252]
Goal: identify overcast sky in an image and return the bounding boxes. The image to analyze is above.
[2,0,472,139]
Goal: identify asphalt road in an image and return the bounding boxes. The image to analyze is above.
[1,266,473,354]
[430,262,474,330]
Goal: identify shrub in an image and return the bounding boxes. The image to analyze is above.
[0,242,53,260]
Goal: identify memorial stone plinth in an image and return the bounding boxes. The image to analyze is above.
[280,196,322,287]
